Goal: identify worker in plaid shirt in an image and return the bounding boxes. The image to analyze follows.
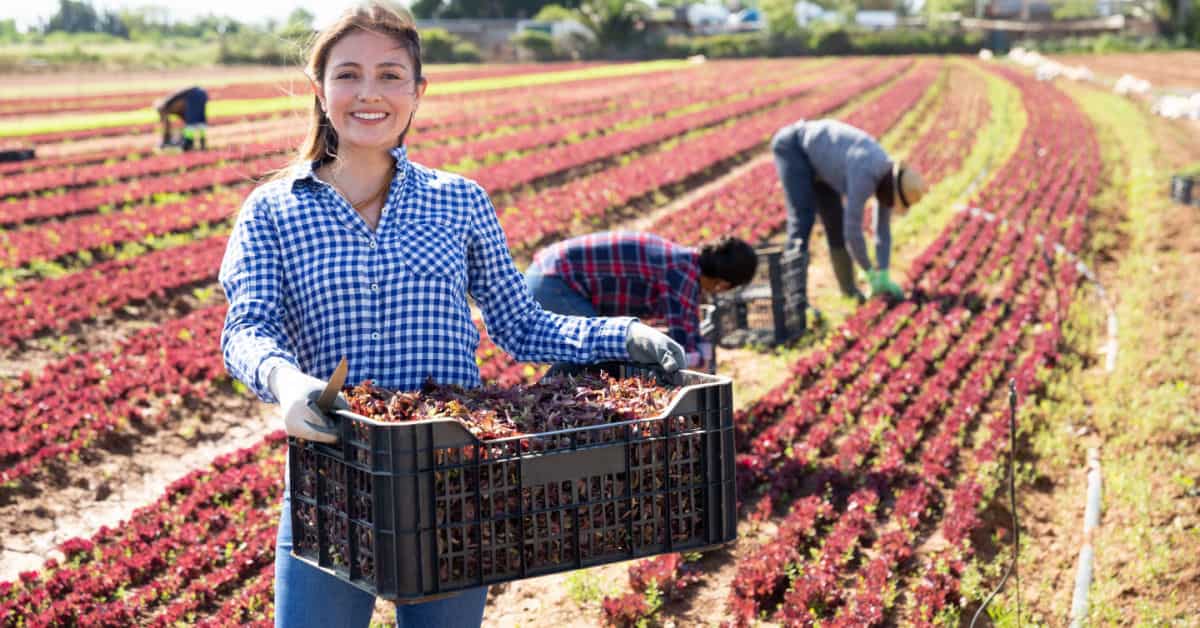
[525,231,758,370]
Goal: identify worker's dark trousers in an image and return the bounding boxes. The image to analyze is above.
[771,124,848,256]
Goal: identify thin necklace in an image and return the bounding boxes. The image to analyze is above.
[335,174,392,211]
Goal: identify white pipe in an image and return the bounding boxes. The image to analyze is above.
[1070,448,1103,627]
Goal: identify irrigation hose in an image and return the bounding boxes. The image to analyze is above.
[1069,448,1103,627]
[970,379,1021,627]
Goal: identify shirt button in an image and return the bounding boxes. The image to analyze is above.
[368,240,377,249]
[370,283,379,292]
[371,332,381,340]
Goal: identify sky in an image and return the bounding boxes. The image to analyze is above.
[7,0,378,32]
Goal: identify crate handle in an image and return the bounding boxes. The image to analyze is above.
[520,446,625,488]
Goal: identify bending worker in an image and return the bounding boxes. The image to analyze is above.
[771,118,928,301]
[525,231,758,370]
[154,86,208,151]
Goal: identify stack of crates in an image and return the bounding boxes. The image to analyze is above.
[711,244,808,347]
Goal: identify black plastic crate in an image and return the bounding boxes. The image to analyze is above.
[288,363,737,602]
[1171,174,1195,206]
[712,245,808,346]
[0,148,34,164]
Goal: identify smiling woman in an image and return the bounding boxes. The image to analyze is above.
[303,14,428,230]
[216,2,687,627]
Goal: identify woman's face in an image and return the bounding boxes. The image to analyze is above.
[317,29,426,156]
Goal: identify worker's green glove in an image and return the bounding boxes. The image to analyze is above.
[868,269,904,300]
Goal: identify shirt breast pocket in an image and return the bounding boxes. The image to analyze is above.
[398,220,467,287]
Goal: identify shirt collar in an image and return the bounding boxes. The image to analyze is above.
[288,145,410,191]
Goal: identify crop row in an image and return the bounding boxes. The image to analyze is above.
[1,62,789,194]
[728,68,1093,625]
[0,63,894,348]
[649,60,959,245]
[0,63,597,119]
[605,62,1097,626]
[7,61,743,147]
[0,61,904,476]
[0,62,827,229]
[0,64,741,176]
[0,61,1098,625]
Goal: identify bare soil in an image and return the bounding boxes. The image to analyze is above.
[0,282,282,583]
[0,390,275,581]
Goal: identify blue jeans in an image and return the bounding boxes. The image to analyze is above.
[524,270,598,317]
[771,123,848,255]
[275,491,488,627]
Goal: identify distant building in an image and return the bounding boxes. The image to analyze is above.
[855,10,899,30]
[791,2,900,30]
[417,18,521,60]
[793,1,827,26]
[985,0,1054,20]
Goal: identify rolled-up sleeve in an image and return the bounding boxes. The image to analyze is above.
[219,188,298,403]
[465,184,631,363]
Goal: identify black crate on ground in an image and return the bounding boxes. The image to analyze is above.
[1171,174,1195,206]
[288,363,737,602]
[712,245,807,346]
[0,148,34,163]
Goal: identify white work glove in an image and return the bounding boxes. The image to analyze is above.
[625,322,686,373]
[269,364,347,444]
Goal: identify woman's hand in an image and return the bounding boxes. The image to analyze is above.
[269,365,347,443]
[625,322,686,373]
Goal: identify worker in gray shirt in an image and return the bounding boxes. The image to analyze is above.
[771,118,927,301]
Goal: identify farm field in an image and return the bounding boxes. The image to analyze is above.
[0,54,1197,626]
[1051,50,1200,90]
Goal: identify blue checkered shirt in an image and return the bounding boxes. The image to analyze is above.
[220,146,633,403]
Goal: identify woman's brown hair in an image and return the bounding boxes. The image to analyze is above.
[282,1,426,177]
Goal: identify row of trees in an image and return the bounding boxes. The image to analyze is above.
[9,0,1199,62]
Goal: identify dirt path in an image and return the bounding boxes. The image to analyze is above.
[0,283,284,582]
[0,393,275,582]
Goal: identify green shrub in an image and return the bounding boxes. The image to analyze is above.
[421,28,481,63]
[450,39,482,62]
[848,28,982,55]
[216,30,300,65]
[512,30,570,61]
[810,26,852,55]
[681,32,770,58]
[765,30,810,56]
